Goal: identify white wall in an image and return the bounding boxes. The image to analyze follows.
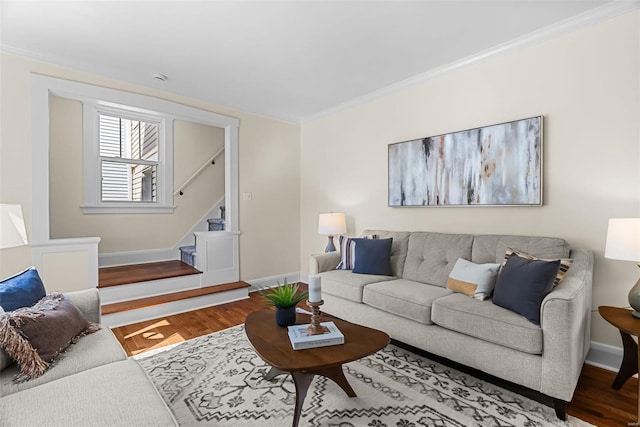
[0,52,300,286]
[300,11,640,348]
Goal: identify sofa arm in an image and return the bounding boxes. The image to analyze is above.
[309,252,341,274]
[64,288,101,324]
[539,249,593,401]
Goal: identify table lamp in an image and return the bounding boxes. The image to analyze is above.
[318,212,346,252]
[605,218,640,318]
[0,204,28,249]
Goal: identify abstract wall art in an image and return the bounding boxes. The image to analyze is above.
[388,116,543,207]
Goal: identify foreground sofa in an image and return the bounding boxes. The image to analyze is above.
[310,230,593,420]
[0,288,177,427]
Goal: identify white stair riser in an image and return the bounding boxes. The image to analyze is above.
[99,274,202,304]
[101,287,249,328]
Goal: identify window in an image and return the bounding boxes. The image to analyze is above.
[83,104,174,213]
[99,114,159,202]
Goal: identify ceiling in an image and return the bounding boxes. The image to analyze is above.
[1,1,625,123]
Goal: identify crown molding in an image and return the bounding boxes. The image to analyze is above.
[301,0,640,124]
[0,44,301,126]
[4,1,638,126]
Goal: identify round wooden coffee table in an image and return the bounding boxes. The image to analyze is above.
[245,309,389,427]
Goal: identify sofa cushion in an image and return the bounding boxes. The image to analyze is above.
[472,234,570,264]
[363,279,452,325]
[402,232,474,287]
[363,230,411,277]
[319,269,396,303]
[432,293,543,354]
[0,326,127,397]
[0,359,177,426]
[492,253,560,325]
[352,238,393,276]
[0,267,47,312]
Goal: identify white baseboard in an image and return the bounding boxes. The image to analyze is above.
[585,341,623,372]
[245,272,302,292]
[99,248,176,267]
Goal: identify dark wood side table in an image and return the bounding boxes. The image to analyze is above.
[599,306,640,421]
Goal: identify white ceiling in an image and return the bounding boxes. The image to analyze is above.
[1,1,628,123]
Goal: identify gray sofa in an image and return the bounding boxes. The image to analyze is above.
[0,289,177,427]
[310,230,593,420]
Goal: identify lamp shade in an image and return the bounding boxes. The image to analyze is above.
[604,218,640,262]
[0,204,28,249]
[318,213,346,236]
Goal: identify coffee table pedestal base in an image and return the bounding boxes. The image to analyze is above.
[265,366,356,427]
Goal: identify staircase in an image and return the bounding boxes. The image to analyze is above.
[98,260,248,328]
[98,206,245,328]
[178,207,225,267]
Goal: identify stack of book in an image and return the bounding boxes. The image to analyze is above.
[287,321,345,350]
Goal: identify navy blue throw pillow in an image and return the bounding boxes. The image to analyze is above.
[352,238,393,276]
[492,254,560,325]
[0,267,47,312]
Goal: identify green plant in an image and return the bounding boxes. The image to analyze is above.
[259,282,308,309]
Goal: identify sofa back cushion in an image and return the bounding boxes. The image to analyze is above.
[471,234,570,264]
[402,232,473,287]
[362,230,411,277]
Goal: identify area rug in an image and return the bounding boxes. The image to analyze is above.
[136,325,591,427]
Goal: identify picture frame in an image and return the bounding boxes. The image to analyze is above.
[388,115,543,207]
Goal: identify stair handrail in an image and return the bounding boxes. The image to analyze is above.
[174,146,225,196]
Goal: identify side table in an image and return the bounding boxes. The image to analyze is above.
[599,306,640,421]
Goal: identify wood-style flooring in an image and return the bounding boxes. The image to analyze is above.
[111,287,636,426]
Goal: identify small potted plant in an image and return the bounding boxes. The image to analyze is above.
[259,281,308,327]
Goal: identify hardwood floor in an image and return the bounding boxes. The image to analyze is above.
[111,289,636,426]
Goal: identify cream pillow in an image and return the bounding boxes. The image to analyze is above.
[447,258,501,300]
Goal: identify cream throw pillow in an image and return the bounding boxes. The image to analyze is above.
[447,258,501,300]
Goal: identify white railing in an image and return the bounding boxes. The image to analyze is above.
[174,146,225,196]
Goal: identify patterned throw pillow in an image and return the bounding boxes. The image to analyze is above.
[0,293,100,381]
[336,234,378,270]
[446,258,501,300]
[502,248,573,287]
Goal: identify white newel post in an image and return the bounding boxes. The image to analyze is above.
[194,231,240,286]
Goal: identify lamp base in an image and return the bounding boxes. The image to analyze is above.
[324,235,336,253]
[628,270,640,319]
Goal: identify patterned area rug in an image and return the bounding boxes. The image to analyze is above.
[136,325,590,427]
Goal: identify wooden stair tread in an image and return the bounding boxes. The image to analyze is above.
[101,281,250,315]
[99,260,202,288]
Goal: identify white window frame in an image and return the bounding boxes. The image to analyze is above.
[82,103,174,214]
